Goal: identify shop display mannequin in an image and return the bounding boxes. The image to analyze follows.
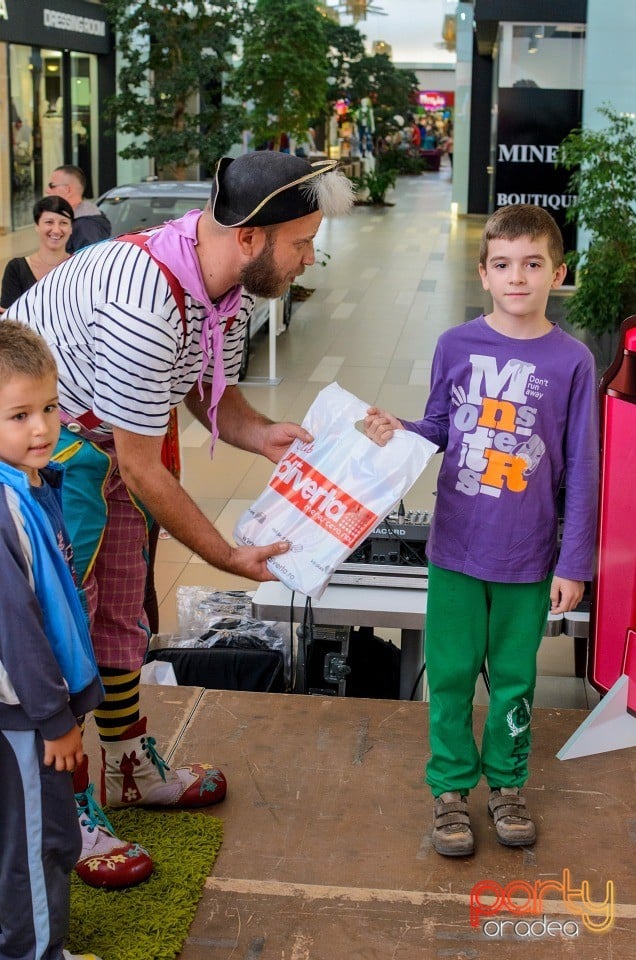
[358,96,375,157]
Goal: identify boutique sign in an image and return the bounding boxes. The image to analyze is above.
[495,87,582,257]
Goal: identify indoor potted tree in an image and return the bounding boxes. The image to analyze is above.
[557,105,636,367]
[105,0,244,179]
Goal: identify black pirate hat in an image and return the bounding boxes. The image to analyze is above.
[210,152,339,227]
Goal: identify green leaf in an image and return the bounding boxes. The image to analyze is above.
[556,104,636,338]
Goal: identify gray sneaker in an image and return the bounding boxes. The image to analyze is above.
[488,787,536,846]
[431,791,474,857]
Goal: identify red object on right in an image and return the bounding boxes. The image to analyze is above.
[588,316,636,695]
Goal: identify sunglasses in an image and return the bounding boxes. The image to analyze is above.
[48,181,68,189]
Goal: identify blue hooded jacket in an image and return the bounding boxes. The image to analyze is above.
[0,460,103,739]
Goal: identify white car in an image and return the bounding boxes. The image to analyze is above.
[96,180,292,379]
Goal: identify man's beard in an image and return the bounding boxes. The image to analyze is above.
[240,235,290,298]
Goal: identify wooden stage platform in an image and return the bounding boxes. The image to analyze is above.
[87,686,635,959]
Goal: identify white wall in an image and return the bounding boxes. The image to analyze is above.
[582,0,636,123]
[451,1,472,216]
[413,68,455,93]
[0,44,10,232]
[115,43,152,184]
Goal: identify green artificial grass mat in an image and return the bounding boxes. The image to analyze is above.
[68,808,223,960]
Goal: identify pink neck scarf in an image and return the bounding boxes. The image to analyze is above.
[147,209,242,451]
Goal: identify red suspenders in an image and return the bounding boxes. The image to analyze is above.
[74,232,186,431]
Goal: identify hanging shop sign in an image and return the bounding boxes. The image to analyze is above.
[0,0,110,54]
[418,91,455,111]
[496,87,582,258]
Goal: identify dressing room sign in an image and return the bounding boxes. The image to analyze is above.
[0,0,110,54]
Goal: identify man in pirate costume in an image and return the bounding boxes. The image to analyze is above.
[4,152,354,887]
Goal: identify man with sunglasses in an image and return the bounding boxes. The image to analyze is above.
[47,165,111,252]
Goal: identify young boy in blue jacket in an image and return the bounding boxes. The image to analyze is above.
[365,205,598,856]
[0,321,104,960]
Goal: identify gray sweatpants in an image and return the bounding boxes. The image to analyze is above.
[0,729,81,960]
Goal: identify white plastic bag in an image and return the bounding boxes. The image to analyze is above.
[140,660,178,686]
[234,382,437,598]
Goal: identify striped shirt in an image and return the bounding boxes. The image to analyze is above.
[5,238,253,436]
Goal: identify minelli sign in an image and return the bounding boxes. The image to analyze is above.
[496,87,583,262]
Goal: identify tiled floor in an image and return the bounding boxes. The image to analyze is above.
[0,163,600,711]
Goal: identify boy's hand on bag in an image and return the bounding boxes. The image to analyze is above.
[227,541,291,582]
[43,725,84,772]
[550,576,584,615]
[364,407,402,446]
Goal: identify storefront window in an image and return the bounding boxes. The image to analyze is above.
[489,22,586,262]
[497,23,586,90]
[9,44,64,228]
[8,46,99,229]
[71,51,98,197]
[1,0,112,233]
[41,50,65,179]
[9,44,37,227]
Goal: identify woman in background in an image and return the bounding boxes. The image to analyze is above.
[1,196,74,312]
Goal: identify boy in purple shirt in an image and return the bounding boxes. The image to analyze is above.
[365,205,598,856]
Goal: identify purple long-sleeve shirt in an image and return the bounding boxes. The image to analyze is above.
[402,316,599,583]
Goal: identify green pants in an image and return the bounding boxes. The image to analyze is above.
[425,563,551,797]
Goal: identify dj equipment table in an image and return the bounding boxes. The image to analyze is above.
[252,580,427,700]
